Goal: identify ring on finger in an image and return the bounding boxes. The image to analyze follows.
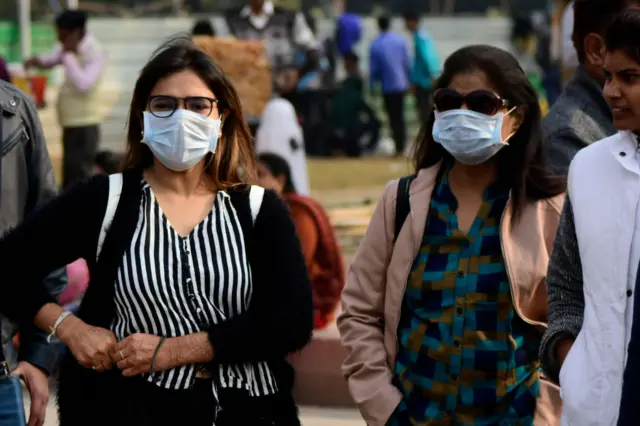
[119,351,125,361]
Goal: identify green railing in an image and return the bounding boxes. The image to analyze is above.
[0,22,56,63]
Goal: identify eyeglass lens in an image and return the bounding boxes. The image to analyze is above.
[149,96,215,118]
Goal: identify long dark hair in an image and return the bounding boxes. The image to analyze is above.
[123,36,256,189]
[413,45,565,225]
[258,153,296,194]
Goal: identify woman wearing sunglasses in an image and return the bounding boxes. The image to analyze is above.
[338,44,565,426]
[0,38,312,425]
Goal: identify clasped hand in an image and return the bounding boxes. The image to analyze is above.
[60,318,171,375]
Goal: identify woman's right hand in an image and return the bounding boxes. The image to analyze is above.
[57,316,118,371]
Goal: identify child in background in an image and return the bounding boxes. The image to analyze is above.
[258,153,345,329]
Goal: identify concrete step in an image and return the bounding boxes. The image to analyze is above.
[299,407,364,426]
[289,319,353,408]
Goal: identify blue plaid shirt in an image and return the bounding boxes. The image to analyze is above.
[388,167,541,425]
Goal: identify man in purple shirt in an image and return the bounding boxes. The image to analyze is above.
[369,16,411,157]
[336,13,362,57]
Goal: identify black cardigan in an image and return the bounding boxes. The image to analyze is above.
[0,170,313,423]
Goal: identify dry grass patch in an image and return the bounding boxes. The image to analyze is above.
[307,157,412,191]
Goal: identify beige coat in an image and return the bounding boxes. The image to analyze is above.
[337,164,564,426]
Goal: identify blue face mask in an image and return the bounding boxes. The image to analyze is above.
[432,109,512,165]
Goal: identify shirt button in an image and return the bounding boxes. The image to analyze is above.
[457,270,465,278]
[197,308,202,313]
[620,152,627,157]
[186,278,192,283]
[628,289,633,297]
[453,339,461,347]
[9,99,16,107]
[456,307,463,316]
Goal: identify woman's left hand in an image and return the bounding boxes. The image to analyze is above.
[112,333,173,376]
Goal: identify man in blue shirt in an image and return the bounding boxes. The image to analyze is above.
[369,16,411,156]
[405,11,441,123]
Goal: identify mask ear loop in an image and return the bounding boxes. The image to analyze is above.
[502,106,519,144]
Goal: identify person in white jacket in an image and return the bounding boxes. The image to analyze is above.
[541,9,640,426]
[255,97,310,195]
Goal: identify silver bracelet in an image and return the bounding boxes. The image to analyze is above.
[47,310,73,343]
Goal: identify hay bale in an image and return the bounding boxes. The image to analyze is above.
[195,36,272,117]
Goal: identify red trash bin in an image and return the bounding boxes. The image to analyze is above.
[30,75,48,108]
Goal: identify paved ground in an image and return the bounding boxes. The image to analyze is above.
[28,390,365,426]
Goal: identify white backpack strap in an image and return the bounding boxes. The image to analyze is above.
[96,173,123,262]
[249,185,265,225]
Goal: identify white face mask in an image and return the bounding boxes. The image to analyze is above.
[141,109,221,172]
[432,109,511,165]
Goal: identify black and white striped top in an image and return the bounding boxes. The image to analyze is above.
[110,181,277,395]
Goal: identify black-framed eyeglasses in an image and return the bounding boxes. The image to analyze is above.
[433,88,511,116]
[148,95,219,118]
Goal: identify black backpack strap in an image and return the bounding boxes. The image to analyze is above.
[394,175,416,243]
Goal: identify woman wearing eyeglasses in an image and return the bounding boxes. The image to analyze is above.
[337,44,565,426]
[0,38,312,426]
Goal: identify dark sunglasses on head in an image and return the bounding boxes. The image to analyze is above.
[433,88,511,116]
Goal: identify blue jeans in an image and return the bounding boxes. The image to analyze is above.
[0,375,27,426]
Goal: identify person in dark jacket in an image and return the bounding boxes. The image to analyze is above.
[0,80,67,426]
[0,38,312,426]
[330,51,380,156]
[542,0,637,175]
